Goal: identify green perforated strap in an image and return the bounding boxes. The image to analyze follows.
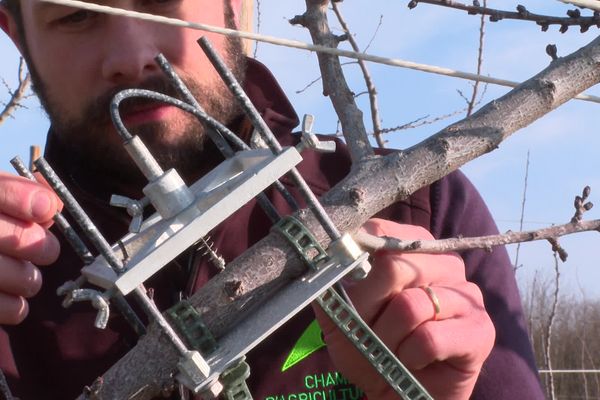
[165,300,217,355]
[272,216,328,270]
[221,358,252,400]
[317,289,433,400]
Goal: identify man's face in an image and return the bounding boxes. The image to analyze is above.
[10,0,245,180]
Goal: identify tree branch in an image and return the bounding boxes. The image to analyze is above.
[412,0,600,33]
[77,12,600,398]
[331,1,385,148]
[543,253,560,400]
[353,218,600,256]
[467,0,487,116]
[513,150,531,271]
[0,58,30,127]
[289,0,374,163]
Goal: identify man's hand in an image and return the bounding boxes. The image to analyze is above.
[314,218,495,400]
[0,172,61,325]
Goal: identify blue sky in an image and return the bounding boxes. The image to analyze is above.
[1,0,599,299]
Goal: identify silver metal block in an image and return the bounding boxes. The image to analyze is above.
[143,169,195,219]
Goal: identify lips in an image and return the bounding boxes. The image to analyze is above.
[121,103,174,126]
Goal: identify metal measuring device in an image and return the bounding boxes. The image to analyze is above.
[12,37,432,400]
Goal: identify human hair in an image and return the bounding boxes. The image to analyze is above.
[1,0,20,19]
[1,0,24,42]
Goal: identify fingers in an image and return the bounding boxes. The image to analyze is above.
[0,172,60,225]
[397,315,495,372]
[318,219,494,399]
[372,283,493,368]
[0,213,60,265]
[347,219,465,325]
[0,173,61,326]
[0,254,42,325]
[0,254,42,297]
[0,292,29,325]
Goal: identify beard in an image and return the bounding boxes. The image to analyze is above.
[25,37,247,185]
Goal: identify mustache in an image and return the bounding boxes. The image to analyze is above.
[84,76,193,126]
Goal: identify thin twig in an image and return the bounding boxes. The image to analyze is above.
[0,58,31,126]
[331,1,385,147]
[363,15,383,54]
[526,271,539,347]
[379,99,484,135]
[253,0,262,58]
[329,88,489,137]
[295,61,357,94]
[412,0,600,33]
[467,0,487,117]
[543,252,560,400]
[329,114,430,137]
[296,75,323,94]
[514,150,530,272]
[354,218,600,256]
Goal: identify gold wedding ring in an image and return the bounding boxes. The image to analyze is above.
[421,286,441,321]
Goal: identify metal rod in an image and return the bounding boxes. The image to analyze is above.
[198,38,282,154]
[110,88,283,223]
[11,156,146,336]
[0,368,14,400]
[132,286,188,356]
[198,37,341,241]
[11,156,95,264]
[112,295,147,336]
[38,162,188,352]
[155,54,299,217]
[34,158,190,351]
[157,54,300,211]
[155,54,243,156]
[33,158,125,273]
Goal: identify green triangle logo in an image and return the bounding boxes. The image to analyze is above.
[281,319,326,372]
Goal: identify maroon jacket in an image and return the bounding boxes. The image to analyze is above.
[0,59,544,399]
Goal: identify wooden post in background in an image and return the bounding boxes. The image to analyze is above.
[29,145,41,171]
[240,0,254,56]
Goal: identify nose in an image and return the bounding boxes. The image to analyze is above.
[101,17,160,85]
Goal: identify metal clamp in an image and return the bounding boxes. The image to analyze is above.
[327,234,372,280]
[166,301,219,394]
[166,300,218,355]
[272,216,328,270]
[220,358,252,400]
